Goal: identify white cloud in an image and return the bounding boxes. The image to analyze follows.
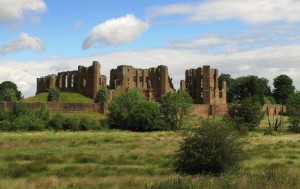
[148,0,300,24]
[0,0,46,24]
[82,14,149,49]
[168,35,225,49]
[0,33,44,55]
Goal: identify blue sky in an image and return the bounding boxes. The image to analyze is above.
[0,0,300,97]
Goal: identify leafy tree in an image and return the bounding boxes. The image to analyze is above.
[0,81,22,101]
[273,74,295,104]
[108,90,165,131]
[160,90,193,130]
[94,87,108,103]
[10,102,30,119]
[231,75,271,104]
[168,75,175,91]
[218,73,234,103]
[173,120,243,175]
[286,92,300,133]
[228,97,264,131]
[47,87,60,102]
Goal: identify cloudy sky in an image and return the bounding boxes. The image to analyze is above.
[0,0,300,97]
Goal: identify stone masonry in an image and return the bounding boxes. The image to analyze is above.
[36,61,106,99]
[109,65,172,102]
[180,65,226,104]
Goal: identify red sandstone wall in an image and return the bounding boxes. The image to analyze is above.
[0,101,105,114]
[191,104,228,116]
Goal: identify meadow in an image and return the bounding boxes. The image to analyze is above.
[0,114,299,189]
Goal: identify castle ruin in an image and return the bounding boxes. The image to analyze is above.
[180,65,226,104]
[36,61,106,99]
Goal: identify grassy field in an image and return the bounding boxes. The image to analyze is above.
[0,116,299,188]
[24,92,94,103]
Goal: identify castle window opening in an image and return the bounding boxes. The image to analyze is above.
[71,74,74,88]
[65,75,68,88]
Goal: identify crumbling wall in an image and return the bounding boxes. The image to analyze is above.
[181,65,226,105]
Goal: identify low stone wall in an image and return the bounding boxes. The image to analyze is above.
[191,104,228,116]
[262,104,286,116]
[0,101,106,114]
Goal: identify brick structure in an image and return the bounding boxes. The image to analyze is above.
[36,61,106,99]
[181,65,226,104]
[109,65,172,101]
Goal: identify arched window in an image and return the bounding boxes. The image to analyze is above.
[65,75,68,88]
[71,74,74,88]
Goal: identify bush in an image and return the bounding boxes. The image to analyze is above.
[94,87,108,103]
[62,117,79,131]
[12,113,45,131]
[79,117,98,130]
[47,114,65,131]
[47,87,60,102]
[160,90,193,130]
[173,120,243,175]
[228,97,264,131]
[0,120,11,131]
[108,90,165,131]
[10,102,30,118]
[286,92,300,133]
[0,107,8,121]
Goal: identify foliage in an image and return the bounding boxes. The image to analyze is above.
[265,105,284,134]
[47,114,64,131]
[173,120,243,175]
[160,90,193,130]
[78,117,98,130]
[108,90,165,131]
[286,92,300,133]
[264,96,277,104]
[47,87,60,102]
[0,81,22,101]
[62,117,79,131]
[168,75,175,91]
[10,102,30,118]
[94,87,108,103]
[273,74,295,104]
[218,73,235,103]
[231,75,271,104]
[12,113,45,131]
[228,97,264,131]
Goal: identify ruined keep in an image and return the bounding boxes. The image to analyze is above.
[36,61,107,99]
[180,65,226,104]
[109,65,172,102]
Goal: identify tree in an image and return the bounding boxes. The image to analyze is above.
[231,75,271,104]
[286,91,300,133]
[273,74,295,104]
[160,90,193,130]
[218,73,234,103]
[228,96,264,131]
[108,90,165,131]
[47,87,60,102]
[0,81,22,101]
[173,120,243,175]
[94,87,108,103]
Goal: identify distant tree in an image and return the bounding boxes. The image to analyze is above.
[0,81,22,101]
[173,120,243,175]
[47,87,60,102]
[160,90,193,130]
[218,73,235,103]
[273,74,295,104]
[286,92,300,133]
[168,75,175,91]
[108,90,165,131]
[94,87,108,103]
[228,96,264,131]
[231,75,271,104]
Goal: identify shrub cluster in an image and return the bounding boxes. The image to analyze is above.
[286,92,300,133]
[0,102,101,131]
[172,120,243,175]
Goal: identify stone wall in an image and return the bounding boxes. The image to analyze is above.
[262,104,286,116]
[0,101,106,114]
[191,104,228,116]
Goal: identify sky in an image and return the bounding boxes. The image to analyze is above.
[0,0,300,97]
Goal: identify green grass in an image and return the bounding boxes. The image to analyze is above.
[0,115,299,188]
[24,92,94,103]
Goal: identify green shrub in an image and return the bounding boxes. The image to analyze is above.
[10,102,30,118]
[160,90,193,130]
[62,117,79,131]
[286,92,300,133]
[35,104,50,123]
[108,90,165,131]
[47,114,65,131]
[12,113,45,131]
[78,117,99,130]
[228,97,264,131]
[173,120,243,175]
[47,87,60,102]
[0,120,11,131]
[94,87,108,103]
[0,107,8,121]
